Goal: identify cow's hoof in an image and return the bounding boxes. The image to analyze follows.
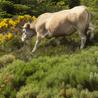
[80,46,84,49]
[32,49,36,54]
[32,51,35,54]
[31,52,35,57]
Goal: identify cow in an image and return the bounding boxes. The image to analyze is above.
[21,5,94,53]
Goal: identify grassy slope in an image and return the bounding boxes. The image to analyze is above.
[0,45,98,98]
[0,6,98,98]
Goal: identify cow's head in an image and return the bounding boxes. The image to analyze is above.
[21,22,35,42]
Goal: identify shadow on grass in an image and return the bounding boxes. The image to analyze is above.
[0,32,98,61]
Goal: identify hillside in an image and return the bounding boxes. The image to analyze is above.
[0,45,98,98]
[0,0,98,98]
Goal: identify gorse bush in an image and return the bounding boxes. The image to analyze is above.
[0,15,36,45]
[0,33,14,45]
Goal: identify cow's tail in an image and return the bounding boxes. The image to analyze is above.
[85,9,91,33]
[85,9,94,40]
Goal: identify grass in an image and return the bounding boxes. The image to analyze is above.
[0,43,98,98]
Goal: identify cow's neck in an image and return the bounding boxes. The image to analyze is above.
[30,27,36,35]
[30,21,36,35]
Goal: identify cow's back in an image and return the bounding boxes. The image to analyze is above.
[45,6,90,36]
[45,10,76,35]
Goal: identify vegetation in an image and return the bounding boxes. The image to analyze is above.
[0,0,98,98]
[0,0,96,17]
[68,0,80,8]
[0,46,98,98]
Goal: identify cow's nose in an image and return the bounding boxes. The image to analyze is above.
[23,29,25,32]
[23,28,27,33]
[21,37,25,42]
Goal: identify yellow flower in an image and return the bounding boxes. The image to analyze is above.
[0,21,8,28]
[24,15,31,19]
[32,16,37,21]
[0,34,3,41]
[6,33,14,40]
[3,19,8,23]
[18,16,24,20]
[0,34,4,44]
[9,19,16,27]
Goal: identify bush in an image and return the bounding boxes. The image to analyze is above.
[0,54,15,68]
[81,0,98,8]
[68,0,80,8]
[0,1,14,18]
[0,1,32,17]
[0,15,36,48]
[0,1,14,14]
[13,4,32,15]
[0,11,12,18]
[4,35,23,51]
[0,47,98,98]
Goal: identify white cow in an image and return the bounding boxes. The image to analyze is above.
[21,5,94,53]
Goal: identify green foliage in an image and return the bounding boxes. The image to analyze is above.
[0,1,14,14]
[0,0,97,18]
[0,0,32,17]
[81,0,98,7]
[0,47,98,97]
[4,35,23,51]
[0,11,12,18]
[0,1,14,18]
[0,54,15,67]
[68,0,80,8]
[13,4,32,15]
[0,0,98,98]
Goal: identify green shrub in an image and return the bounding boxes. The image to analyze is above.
[0,47,98,97]
[68,0,80,8]
[3,35,23,52]
[0,54,15,68]
[0,11,12,18]
[0,1,14,14]
[0,1,14,18]
[81,0,98,8]
[0,1,32,17]
[92,91,98,98]
[13,4,32,15]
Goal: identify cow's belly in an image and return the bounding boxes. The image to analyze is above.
[48,24,76,37]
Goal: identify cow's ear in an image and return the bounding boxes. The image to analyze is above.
[26,23,30,29]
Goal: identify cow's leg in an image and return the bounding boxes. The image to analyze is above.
[87,23,94,41]
[42,32,49,38]
[79,33,87,49]
[32,32,49,53]
[32,35,42,53]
